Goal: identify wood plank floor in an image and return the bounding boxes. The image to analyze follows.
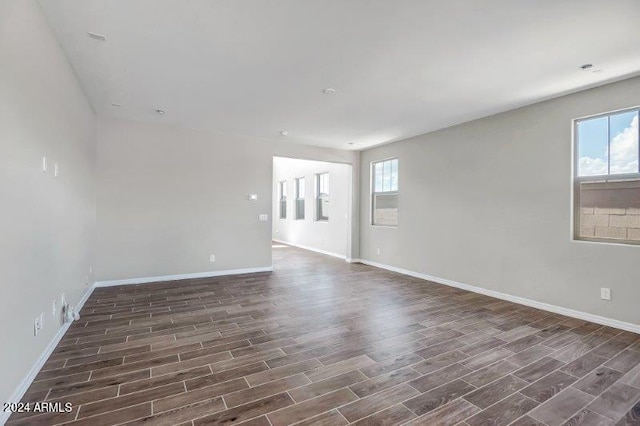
[9,244,640,425]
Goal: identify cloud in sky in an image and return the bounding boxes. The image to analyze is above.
[579,114,638,176]
[610,114,638,174]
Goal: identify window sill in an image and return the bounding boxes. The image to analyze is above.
[572,237,640,247]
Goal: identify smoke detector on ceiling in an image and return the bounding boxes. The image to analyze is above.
[322,88,336,95]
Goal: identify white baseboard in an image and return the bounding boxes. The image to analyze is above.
[1,284,96,425]
[345,258,362,264]
[273,239,346,260]
[359,258,640,334]
[94,266,273,287]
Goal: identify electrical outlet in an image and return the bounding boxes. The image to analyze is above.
[600,288,612,301]
[61,293,66,307]
[376,248,381,255]
[52,299,57,318]
[54,163,59,177]
[42,156,48,172]
[209,254,216,262]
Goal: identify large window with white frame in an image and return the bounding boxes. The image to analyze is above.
[278,180,287,219]
[315,173,329,221]
[574,107,640,245]
[295,177,305,220]
[372,158,399,226]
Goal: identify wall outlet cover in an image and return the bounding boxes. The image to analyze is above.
[600,288,612,301]
[209,254,216,262]
[34,314,43,336]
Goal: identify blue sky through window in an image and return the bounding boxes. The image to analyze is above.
[578,110,639,177]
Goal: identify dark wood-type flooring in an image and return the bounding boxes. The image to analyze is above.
[9,244,640,425]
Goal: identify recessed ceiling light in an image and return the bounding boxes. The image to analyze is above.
[580,64,593,71]
[322,88,336,95]
[87,32,107,41]
[280,130,289,137]
[155,109,165,115]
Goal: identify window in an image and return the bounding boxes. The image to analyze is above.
[574,108,640,244]
[315,173,329,221]
[372,158,399,226]
[295,177,305,220]
[278,181,287,219]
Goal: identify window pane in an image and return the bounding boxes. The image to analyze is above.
[323,173,329,195]
[609,111,639,175]
[374,162,383,192]
[383,160,391,191]
[578,179,640,241]
[317,198,329,220]
[391,159,398,191]
[296,199,305,219]
[577,116,608,177]
[299,178,305,197]
[373,193,398,226]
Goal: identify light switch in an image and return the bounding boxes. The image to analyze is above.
[248,194,258,201]
[258,214,268,221]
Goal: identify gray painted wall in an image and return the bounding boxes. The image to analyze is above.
[0,0,96,405]
[273,157,351,257]
[360,76,640,326]
[96,118,360,281]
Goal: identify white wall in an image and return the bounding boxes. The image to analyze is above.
[0,0,96,406]
[360,75,640,327]
[272,157,351,258]
[96,118,360,282]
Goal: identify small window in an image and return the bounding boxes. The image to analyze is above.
[372,158,399,226]
[574,108,640,244]
[316,173,329,221]
[295,177,305,220]
[278,181,287,219]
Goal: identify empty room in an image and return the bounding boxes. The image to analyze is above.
[2,0,640,425]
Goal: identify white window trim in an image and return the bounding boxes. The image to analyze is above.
[278,180,287,220]
[370,157,399,228]
[294,177,305,220]
[571,106,640,246]
[315,172,329,222]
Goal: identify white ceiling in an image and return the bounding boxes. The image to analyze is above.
[38,0,640,150]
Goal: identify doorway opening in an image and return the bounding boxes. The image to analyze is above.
[272,156,353,263]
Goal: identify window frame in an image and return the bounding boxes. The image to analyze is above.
[371,157,399,227]
[278,180,287,220]
[294,177,305,220]
[572,106,640,246]
[315,172,329,222]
